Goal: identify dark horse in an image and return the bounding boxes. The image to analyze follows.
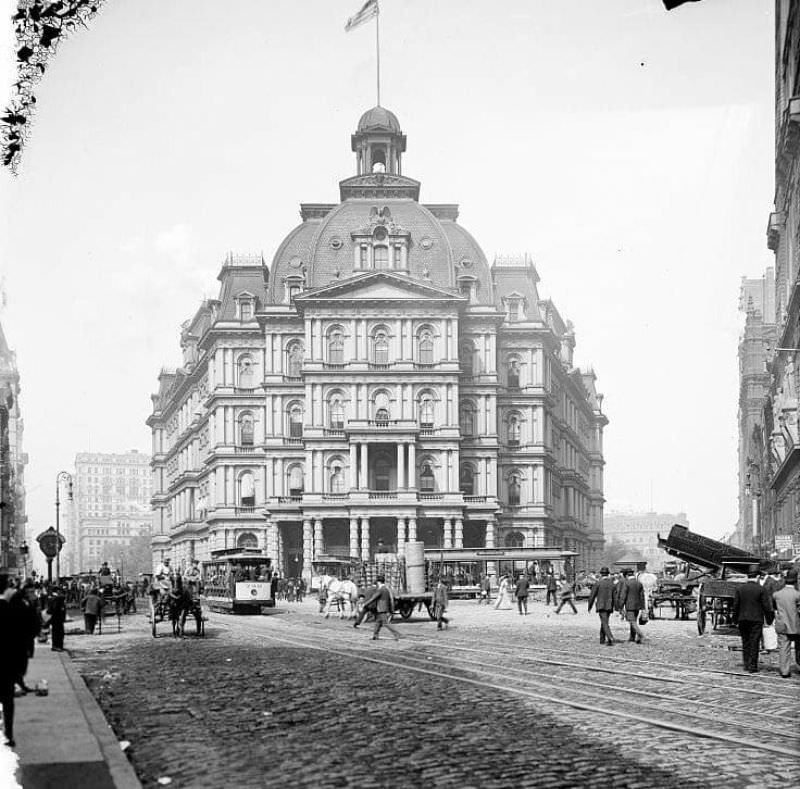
[168,576,204,637]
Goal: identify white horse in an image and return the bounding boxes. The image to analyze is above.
[321,576,359,619]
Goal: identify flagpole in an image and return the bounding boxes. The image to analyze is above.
[376,4,381,106]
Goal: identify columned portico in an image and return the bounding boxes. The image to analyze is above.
[302,519,313,581]
[360,516,370,560]
[349,517,359,557]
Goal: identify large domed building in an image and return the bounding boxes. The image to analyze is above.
[148,107,607,579]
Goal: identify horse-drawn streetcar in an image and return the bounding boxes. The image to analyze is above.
[202,548,275,614]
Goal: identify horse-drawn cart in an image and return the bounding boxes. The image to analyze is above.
[657,524,761,634]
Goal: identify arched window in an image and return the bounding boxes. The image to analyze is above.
[419,395,435,428]
[287,465,304,497]
[374,391,390,424]
[239,471,255,507]
[459,403,475,436]
[460,341,474,375]
[237,532,258,549]
[239,413,254,446]
[459,463,475,496]
[508,414,521,447]
[420,462,435,492]
[329,460,345,493]
[373,330,389,364]
[288,405,303,438]
[418,329,434,364]
[286,342,303,377]
[238,355,254,388]
[508,473,522,506]
[373,246,389,269]
[328,330,344,364]
[329,397,345,430]
[505,531,524,548]
[374,452,391,491]
[508,359,520,388]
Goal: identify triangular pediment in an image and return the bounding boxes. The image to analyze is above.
[294,271,464,305]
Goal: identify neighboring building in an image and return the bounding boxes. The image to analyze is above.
[148,107,607,579]
[734,270,776,550]
[72,450,152,572]
[0,321,27,576]
[603,511,690,572]
[758,0,800,558]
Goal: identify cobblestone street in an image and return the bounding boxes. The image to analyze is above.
[65,598,798,789]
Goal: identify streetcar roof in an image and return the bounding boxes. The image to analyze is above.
[204,551,270,564]
[423,548,578,562]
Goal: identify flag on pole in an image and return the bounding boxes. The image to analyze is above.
[345,0,379,32]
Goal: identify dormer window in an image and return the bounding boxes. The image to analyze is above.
[374,245,389,269]
[503,294,525,322]
[352,207,410,271]
[236,292,256,321]
[285,276,304,304]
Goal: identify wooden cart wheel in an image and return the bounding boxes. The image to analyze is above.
[426,603,436,620]
[398,603,413,620]
[697,601,707,635]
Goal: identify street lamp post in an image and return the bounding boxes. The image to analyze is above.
[55,471,73,582]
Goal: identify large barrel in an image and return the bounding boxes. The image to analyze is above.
[405,541,426,594]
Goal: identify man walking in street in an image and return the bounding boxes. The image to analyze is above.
[771,568,800,678]
[478,574,491,605]
[732,564,774,674]
[515,572,530,616]
[545,570,557,606]
[555,575,578,615]
[0,574,28,748]
[588,566,616,646]
[618,569,646,643]
[362,576,400,641]
[432,578,450,630]
[82,587,104,635]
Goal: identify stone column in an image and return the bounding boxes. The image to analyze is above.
[396,517,407,557]
[360,517,370,561]
[276,524,284,574]
[408,443,416,488]
[444,518,453,549]
[314,518,323,560]
[266,519,278,561]
[454,517,463,548]
[349,518,359,558]
[408,516,417,542]
[397,443,405,489]
[302,519,313,583]
[485,518,497,583]
[349,444,358,489]
[360,443,369,490]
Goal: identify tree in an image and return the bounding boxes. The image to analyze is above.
[107,535,152,581]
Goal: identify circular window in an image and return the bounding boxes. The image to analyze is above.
[374,227,387,242]
[420,236,433,250]
[289,256,303,269]
[460,258,473,269]
[330,236,343,250]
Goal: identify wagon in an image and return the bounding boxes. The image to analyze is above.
[695,563,750,635]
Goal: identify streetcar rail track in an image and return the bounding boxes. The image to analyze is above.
[213,618,798,758]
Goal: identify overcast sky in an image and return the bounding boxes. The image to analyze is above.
[0,0,774,554]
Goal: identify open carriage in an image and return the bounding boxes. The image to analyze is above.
[149,577,205,637]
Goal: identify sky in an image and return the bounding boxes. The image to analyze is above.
[0,0,775,557]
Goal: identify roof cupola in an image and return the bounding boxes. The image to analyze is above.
[352,106,406,175]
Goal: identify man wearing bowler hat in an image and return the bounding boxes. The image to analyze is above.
[587,566,616,646]
[772,569,800,678]
[732,564,774,674]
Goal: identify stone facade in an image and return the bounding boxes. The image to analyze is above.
[759,1,800,558]
[71,450,152,573]
[0,321,27,576]
[148,108,607,578]
[734,271,776,550]
[603,511,690,572]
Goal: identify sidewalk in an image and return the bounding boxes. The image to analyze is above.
[1,645,141,789]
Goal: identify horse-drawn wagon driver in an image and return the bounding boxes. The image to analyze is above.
[150,557,174,616]
[183,559,202,594]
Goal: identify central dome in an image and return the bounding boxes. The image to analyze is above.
[357,106,401,133]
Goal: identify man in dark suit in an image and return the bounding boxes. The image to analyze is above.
[618,569,646,643]
[514,572,530,615]
[587,566,616,646]
[362,576,400,641]
[733,565,774,673]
